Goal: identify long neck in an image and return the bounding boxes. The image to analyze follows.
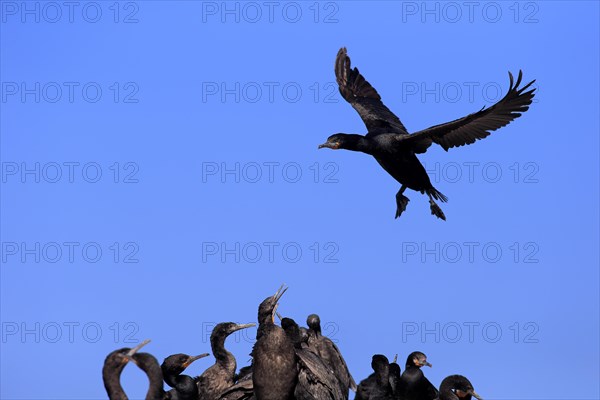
[102,361,128,400]
[211,334,237,375]
[342,134,374,154]
[135,354,166,400]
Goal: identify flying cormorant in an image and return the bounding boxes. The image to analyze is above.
[319,47,536,220]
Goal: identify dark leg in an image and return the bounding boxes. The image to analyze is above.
[395,186,410,219]
[427,193,446,221]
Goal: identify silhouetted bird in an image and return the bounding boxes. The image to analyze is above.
[438,375,482,400]
[355,355,394,400]
[162,353,210,400]
[102,339,151,400]
[319,47,536,220]
[306,314,357,397]
[196,322,256,399]
[252,285,298,400]
[399,352,438,400]
[281,316,345,400]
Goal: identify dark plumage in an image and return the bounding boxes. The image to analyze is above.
[130,352,168,400]
[162,353,210,400]
[197,322,256,400]
[355,355,394,400]
[306,314,357,397]
[438,375,482,400]
[398,352,438,400]
[281,317,345,400]
[252,285,298,400]
[319,47,536,220]
[102,339,150,400]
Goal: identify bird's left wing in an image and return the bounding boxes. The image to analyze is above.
[335,47,408,136]
[402,70,536,153]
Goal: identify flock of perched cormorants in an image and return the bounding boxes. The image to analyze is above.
[103,286,481,400]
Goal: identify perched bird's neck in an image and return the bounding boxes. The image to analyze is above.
[211,335,237,373]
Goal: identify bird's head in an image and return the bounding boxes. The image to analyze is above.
[318,134,348,150]
[161,353,209,376]
[447,375,482,400]
[212,322,256,341]
[257,284,288,325]
[407,351,432,368]
[306,313,322,337]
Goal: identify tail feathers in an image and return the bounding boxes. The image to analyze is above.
[428,187,448,203]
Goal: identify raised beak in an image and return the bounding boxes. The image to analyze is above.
[183,353,210,368]
[392,354,398,363]
[469,390,483,400]
[126,339,151,357]
[276,312,283,321]
[273,284,288,303]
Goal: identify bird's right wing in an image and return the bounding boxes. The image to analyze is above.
[335,47,408,136]
[296,349,346,400]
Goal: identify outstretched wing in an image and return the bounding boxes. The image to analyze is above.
[403,70,536,153]
[335,47,408,136]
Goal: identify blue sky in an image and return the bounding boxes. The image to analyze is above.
[1,1,599,399]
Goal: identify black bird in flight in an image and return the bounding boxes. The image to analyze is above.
[319,47,536,220]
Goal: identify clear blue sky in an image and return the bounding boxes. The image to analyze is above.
[1,1,599,399]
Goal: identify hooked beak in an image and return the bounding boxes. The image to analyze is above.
[392,354,398,363]
[276,312,283,322]
[423,361,432,367]
[469,390,483,400]
[318,142,339,149]
[182,353,210,368]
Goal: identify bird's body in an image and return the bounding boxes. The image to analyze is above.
[252,286,298,400]
[197,322,256,400]
[355,355,394,400]
[305,314,356,398]
[398,352,438,400]
[162,353,210,400]
[320,47,536,220]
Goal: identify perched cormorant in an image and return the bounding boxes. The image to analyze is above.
[281,317,345,400]
[252,285,298,400]
[438,375,482,400]
[196,322,256,399]
[355,355,394,400]
[387,355,402,398]
[102,339,151,400]
[162,353,210,400]
[306,314,357,396]
[319,47,536,220]
[398,352,438,400]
